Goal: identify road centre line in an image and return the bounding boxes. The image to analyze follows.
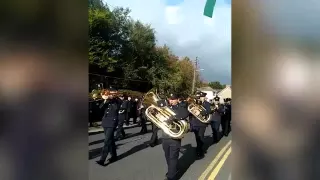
[208,146,232,179]
[198,140,231,180]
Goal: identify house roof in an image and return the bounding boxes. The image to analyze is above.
[217,85,232,96]
[197,86,214,91]
[198,85,231,93]
[197,87,221,93]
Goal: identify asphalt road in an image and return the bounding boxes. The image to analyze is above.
[89,123,232,180]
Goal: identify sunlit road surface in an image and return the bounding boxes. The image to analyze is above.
[89,124,231,180]
[198,139,232,180]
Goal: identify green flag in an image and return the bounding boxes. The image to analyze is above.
[203,0,216,18]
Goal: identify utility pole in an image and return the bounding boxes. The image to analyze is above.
[192,57,198,94]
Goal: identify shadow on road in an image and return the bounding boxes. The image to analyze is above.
[176,144,196,179]
[89,130,154,160]
[175,135,214,179]
[89,142,126,160]
[116,138,163,161]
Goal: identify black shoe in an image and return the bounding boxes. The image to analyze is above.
[116,135,126,140]
[180,147,186,153]
[96,160,105,166]
[196,152,204,159]
[108,156,118,163]
[212,137,219,143]
[149,143,156,147]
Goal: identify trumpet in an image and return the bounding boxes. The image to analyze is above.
[211,104,219,112]
[100,89,120,100]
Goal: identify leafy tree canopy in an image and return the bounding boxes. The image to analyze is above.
[89,1,203,95]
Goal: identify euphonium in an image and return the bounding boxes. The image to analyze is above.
[187,97,212,123]
[142,91,190,139]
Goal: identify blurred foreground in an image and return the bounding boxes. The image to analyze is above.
[233,0,320,180]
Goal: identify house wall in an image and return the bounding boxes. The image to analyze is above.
[201,90,214,100]
[218,86,232,103]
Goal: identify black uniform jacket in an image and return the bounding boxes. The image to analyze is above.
[179,101,188,109]
[118,99,128,121]
[127,100,132,114]
[99,98,119,128]
[89,99,104,123]
[162,102,189,139]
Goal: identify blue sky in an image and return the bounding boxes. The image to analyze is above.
[165,0,184,6]
[105,0,231,84]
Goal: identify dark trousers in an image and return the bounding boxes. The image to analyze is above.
[162,138,181,180]
[115,118,126,138]
[210,119,221,142]
[100,127,117,162]
[124,113,130,126]
[130,112,137,124]
[221,115,230,136]
[193,127,206,155]
[150,123,159,144]
[139,115,148,133]
[226,114,231,133]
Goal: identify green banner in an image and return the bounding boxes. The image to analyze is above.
[203,0,216,18]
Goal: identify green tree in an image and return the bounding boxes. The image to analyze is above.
[88,2,199,94]
[177,57,199,96]
[88,0,105,9]
[208,81,225,89]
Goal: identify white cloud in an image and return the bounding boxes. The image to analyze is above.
[165,6,182,25]
[105,0,231,84]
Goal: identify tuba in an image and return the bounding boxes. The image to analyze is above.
[187,97,212,123]
[142,91,190,139]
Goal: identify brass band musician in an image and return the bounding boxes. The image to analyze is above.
[96,87,119,166]
[161,93,189,180]
[189,91,212,159]
[210,95,224,143]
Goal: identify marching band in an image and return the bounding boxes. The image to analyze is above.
[91,87,231,180]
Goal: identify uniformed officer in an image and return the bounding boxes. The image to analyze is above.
[138,99,148,134]
[220,98,228,136]
[190,91,211,159]
[89,93,104,127]
[214,94,220,104]
[130,97,139,124]
[161,93,189,180]
[210,96,223,143]
[115,93,128,140]
[224,98,232,136]
[96,87,119,166]
[127,96,133,124]
[210,99,225,143]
